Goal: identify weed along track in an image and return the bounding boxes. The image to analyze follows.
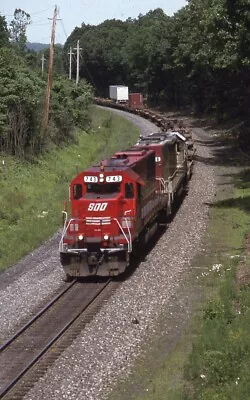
[0,278,120,399]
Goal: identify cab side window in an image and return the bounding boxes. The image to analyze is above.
[125,183,134,199]
[73,184,82,199]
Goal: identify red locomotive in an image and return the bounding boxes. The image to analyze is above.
[59,130,193,278]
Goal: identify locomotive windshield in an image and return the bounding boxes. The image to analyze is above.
[86,183,121,194]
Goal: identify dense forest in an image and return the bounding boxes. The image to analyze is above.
[0,0,250,157]
[65,0,250,117]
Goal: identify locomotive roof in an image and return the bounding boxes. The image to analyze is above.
[76,163,145,185]
[85,148,154,172]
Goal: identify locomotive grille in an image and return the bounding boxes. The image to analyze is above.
[85,217,111,225]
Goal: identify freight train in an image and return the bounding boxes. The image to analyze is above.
[59,101,195,279]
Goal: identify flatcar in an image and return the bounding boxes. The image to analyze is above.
[59,129,193,279]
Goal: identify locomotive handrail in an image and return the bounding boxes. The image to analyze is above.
[59,217,81,253]
[156,176,173,196]
[114,217,132,253]
[124,210,132,253]
[59,213,71,252]
[156,166,186,195]
[59,211,69,251]
[62,211,68,233]
[59,216,132,254]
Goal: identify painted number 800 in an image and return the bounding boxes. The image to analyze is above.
[88,202,108,211]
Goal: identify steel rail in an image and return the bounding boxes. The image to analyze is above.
[0,278,111,399]
[0,279,77,353]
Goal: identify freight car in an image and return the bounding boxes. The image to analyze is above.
[59,127,194,279]
[94,97,194,160]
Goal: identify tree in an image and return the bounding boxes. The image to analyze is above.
[0,46,93,157]
[9,8,31,51]
[43,45,65,76]
[0,15,9,48]
[0,48,44,155]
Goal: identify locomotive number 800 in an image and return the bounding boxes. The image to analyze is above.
[88,202,108,211]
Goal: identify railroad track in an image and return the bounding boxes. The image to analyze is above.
[0,278,120,399]
[93,97,193,139]
[94,98,195,160]
[0,101,195,399]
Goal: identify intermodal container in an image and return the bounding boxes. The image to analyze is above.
[109,85,129,102]
[129,93,144,108]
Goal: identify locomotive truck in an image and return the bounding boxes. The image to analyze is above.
[59,129,193,279]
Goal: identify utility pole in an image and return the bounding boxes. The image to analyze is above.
[41,5,60,135]
[68,47,74,80]
[74,40,82,86]
[41,54,46,76]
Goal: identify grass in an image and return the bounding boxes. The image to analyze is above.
[183,182,250,400]
[0,106,139,271]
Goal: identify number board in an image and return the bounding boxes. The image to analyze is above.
[84,176,98,183]
[106,175,122,183]
[83,175,122,183]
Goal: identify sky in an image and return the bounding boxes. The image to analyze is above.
[1,0,187,44]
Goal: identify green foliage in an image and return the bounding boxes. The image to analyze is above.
[170,0,250,114]
[0,47,44,155]
[64,20,130,96]
[64,9,172,101]
[0,15,9,48]
[186,265,250,398]
[0,44,92,157]
[49,77,93,144]
[43,45,65,76]
[9,8,31,52]
[123,9,172,99]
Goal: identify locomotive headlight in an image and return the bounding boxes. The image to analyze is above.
[99,173,104,178]
[78,234,84,241]
[104,234,109,241]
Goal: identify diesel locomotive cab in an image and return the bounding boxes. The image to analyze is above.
[59,168,137,277]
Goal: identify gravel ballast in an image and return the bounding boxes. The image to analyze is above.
[0,110,216,400]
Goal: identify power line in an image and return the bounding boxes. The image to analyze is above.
[1,6,53,19]
[29,23,51,27]
[30,18,50,24]
[81,56,101,95]
[30,7,54,16]
[55,33,63,44]
[59,19,68,41]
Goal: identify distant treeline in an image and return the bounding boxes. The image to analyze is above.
[26,42,63,52]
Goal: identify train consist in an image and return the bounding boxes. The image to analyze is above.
[59,100,195,279]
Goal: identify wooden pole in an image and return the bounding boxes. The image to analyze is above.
[41,5,58,135]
